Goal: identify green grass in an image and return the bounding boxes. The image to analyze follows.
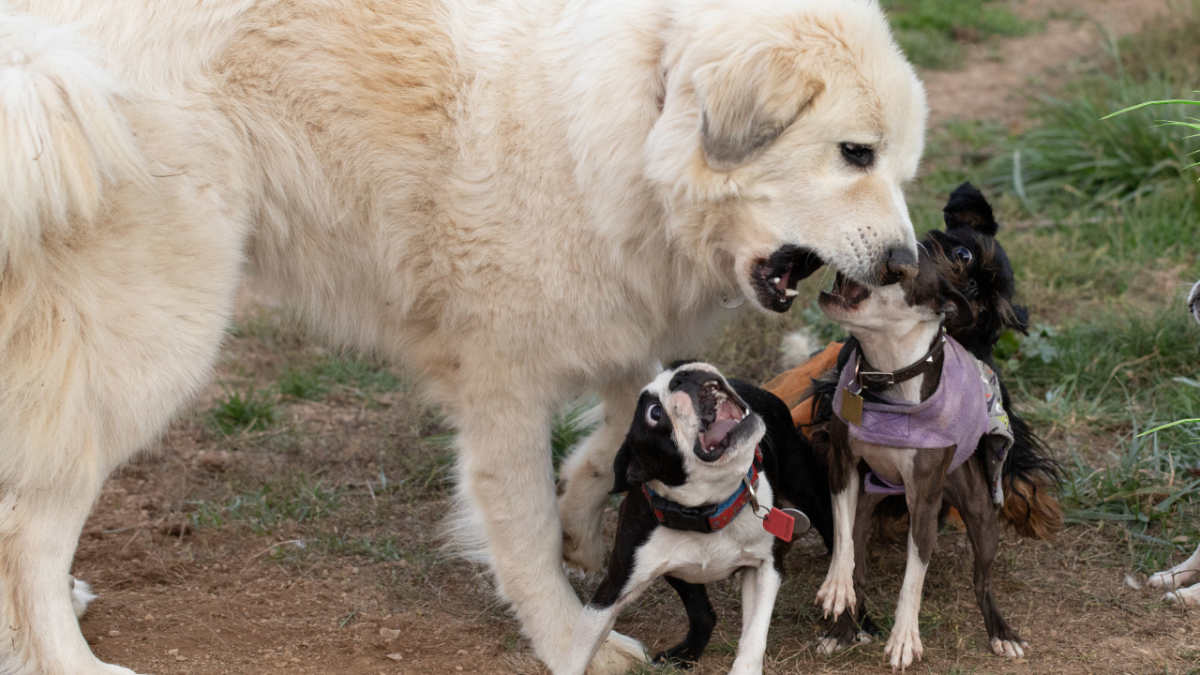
[279,354,404,401]
[209,385,276,435]
[882,0,1035,69]
[188,474,346,535]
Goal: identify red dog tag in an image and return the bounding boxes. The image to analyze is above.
[762,507,795,542]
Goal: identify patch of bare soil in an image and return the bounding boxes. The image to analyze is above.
[924,0,1169,126]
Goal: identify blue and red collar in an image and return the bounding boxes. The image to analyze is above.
[642,447,763,534]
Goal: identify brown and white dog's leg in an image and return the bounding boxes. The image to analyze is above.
[944,462,1026,657]
[817,424,861,621]
[1188,280,1200,325]
[729,562,782,675]
[558,368,655,573]
[819,488,884,655]
[886,453,949,672]
[817,472,860,620]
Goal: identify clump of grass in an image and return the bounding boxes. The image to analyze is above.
[209,385,276,435]
[189,474,346,534]
[883,0,1034,69]
[278,353,404,401]
[986,3,1200,211]
[551,396,601,468]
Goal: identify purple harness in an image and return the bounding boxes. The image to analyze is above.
[832,336,1009,495]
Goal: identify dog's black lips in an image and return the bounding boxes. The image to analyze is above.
[818,271,871,311]
[694,379,750,462]
[752,246,825,312]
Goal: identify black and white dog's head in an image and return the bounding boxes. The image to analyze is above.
[612,362,766,508]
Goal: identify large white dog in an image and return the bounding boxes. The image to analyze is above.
[0,0,926,673]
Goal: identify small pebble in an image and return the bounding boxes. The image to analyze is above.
[380,627,401,641]
[386,653,404,661]
[108,630,120,637]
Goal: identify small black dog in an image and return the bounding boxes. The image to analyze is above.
[809,183,1061,668]
[563,362,833,674]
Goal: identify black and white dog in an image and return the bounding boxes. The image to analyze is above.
[564,362,833,674]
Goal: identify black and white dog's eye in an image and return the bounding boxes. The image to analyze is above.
[839,142,874,168]
[645,403,663,426]
[954,246,973,263]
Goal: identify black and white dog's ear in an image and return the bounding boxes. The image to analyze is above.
[943,182,998,237]
[610,440,648,494]
[938,275,975,329]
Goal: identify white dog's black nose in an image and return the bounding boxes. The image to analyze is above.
[878,246,918,285]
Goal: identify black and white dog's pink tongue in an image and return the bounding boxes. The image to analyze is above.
[704,419,740,450]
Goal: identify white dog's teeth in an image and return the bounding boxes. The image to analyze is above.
[768,276,780,285]
[784,288,799,297]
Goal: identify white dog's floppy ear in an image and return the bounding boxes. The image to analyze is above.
[694,49,823,172]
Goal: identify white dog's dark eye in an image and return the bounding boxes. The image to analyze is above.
[954,246,973,263]
[645,403,663,426]
[839,143,874,168]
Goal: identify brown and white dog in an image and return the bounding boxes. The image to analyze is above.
[813,205,1043,670]
[1146,279,1200,605]
[0,1,926,673]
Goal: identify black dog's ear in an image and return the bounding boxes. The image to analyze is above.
[610,440,648,494]
[1010,304,1031,334]
[938,275,975,329]
[943,182,998,237]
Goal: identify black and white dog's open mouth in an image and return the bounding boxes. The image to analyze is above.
[752,246,825,312]
[695,379,750,462]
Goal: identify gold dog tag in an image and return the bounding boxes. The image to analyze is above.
[841,388,864,426]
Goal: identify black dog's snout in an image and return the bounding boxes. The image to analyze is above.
[878,246,918,285]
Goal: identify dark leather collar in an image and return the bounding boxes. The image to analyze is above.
[642,447,763,534]
[856,327,946,392]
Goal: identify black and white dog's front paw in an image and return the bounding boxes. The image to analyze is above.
[1189,280,1200,326]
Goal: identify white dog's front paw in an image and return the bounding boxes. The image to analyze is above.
[584,631,646,675]
[815,574,855,619]
[1148,567,1199,591]
[70,576,97,619]
[991,637,1027,658]
[884,623,923,671]
[1163,584,1200,605]
[561,523,605,574]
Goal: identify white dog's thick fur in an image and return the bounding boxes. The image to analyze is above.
[0,0,926,673]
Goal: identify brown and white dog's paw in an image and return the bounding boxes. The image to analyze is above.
[70,575,97,620]
[884,622,923,672]
[584,631,647,675]
[815,574,856,620]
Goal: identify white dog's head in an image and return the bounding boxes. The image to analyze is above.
[611,362,766,507]
[646,0,927,313]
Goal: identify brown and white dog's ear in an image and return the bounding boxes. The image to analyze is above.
[610,440,648,494]
[938,275,975,329]
[694,49,823,171]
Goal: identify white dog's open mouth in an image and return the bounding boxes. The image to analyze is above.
[818,271,871,312]
[752,246,825,312]
[695,379,749,462]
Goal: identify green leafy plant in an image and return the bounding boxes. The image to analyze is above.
[209,385,276,435]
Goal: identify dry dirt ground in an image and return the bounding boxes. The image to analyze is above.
[74,2,1198,674]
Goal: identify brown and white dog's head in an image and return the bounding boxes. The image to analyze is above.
[612,362,766,507]
[646,0,927,312]
[818,253,972,348]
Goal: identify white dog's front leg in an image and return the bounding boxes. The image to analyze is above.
[816,478,859,619]
[453,386,643,675]
[729,562,781,675]
[558,370,652,573]
[563,605,620,675]
[1149,543,1200,592]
